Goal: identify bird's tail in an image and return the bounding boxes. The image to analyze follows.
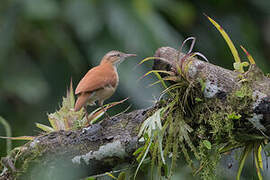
[74,92,90,111]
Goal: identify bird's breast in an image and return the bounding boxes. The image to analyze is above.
[113,66,119,88]
[94,85,116,102]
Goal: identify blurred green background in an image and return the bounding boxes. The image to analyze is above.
[0,0,270,176]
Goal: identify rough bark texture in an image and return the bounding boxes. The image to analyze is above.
[1,47,269,180]
[0,109,150,180]
[153,47,270,134]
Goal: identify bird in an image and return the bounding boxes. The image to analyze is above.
[74,50,136,119]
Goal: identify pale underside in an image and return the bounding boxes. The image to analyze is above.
[86,85,116,106]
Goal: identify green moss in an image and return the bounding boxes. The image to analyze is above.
[197,142,221,180]
[135,73,265,180]
[13,143,46,178]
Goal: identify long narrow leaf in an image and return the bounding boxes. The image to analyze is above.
[206,15,241,64]
[240,46,256,65]
[258,145,263,170]
[140,70,173,81]
[237,145,252,180]
[138,108,163,137]
[0,116,12,153]
[148,76,179,88]
[153,72,168,90]
[0,136,35,141]
[68,78,75,107]
[144,70,174,78]
[158,133,165,164]
[47,113,59,130]
[218,142,244,154]
[88,98,129,125]
[87,107,104,125]
[133,146,145,156]
[139,57,171,65]
[153,72,174,98]
[138,70,174,83]
[148,79,163,87]
[134,138,152,180]
[254,145,263,180]
[105,172,117,179]
[36,123,54,132]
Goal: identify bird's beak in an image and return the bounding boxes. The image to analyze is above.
[123,53,137,58]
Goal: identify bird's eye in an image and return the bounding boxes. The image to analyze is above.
[114,54,120,57]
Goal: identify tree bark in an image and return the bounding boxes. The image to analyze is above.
[1,47,269,180]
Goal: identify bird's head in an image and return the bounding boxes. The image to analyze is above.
[100,50,136,66]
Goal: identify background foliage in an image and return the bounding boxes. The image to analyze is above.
[0,0,270,178]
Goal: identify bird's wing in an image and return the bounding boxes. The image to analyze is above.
[75,63,117,95]
[74,92,91,111]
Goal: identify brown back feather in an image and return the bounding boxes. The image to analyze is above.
[75,62,117,95]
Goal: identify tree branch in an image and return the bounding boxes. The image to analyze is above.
[1,47,269,180]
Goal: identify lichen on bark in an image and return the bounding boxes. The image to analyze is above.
[0,46,269,180]
[146,46,270,179]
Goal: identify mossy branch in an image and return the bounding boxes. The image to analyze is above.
[1,47,270,180]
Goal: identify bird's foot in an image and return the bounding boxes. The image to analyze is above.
[84,107,92,127]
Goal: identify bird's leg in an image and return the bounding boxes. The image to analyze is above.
[84,106,91,126]
[103,106,111,120]
[99,101,111,120]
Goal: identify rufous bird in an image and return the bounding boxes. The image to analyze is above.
[74,50,136,118]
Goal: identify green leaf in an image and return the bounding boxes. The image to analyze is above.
[135,108,167,178]
[254,144,263,180]
[85,177,95,180]
[233,62,242,72]
[240,46,256,65]
[203,140,212,150]
[88,98,129,125]
[195,97,203,102]
[235,90,245,98]
[134,137,152,179]
[237,144,252,180]
[117,172,126,180]
[0,136,35,141]
[105,172,117,179]
[36,123,54,132]
[227,112,241,120]
[133,146,144,156]
[163,164,169,178]
[263,143,270,156]
[142,70,173,78]
[0,116,12,153]
[68,79,75,108]
[158,130,165,164]
[136,136,151,162]
[257,145,263,170]
[242,62,249,67]
[139,56,170,65]
[153,72,174,98]
[199,78,206,92]
[233,62,249,73]
[206,15,242,69]
[138,108,163,137]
